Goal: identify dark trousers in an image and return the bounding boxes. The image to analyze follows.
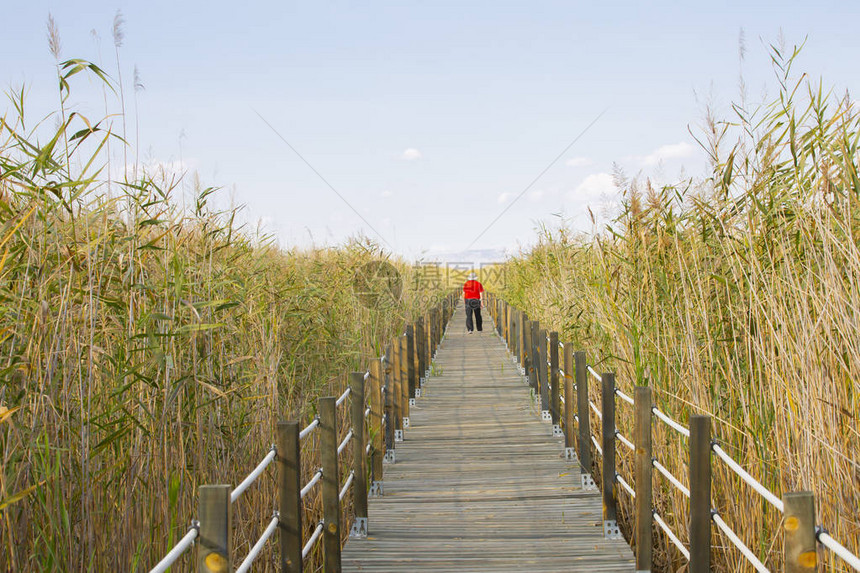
[465,298,482,332]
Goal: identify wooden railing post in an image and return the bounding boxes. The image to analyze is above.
[393,339,403,442]
[383,348,395,463]
[634,387,653,573]
[563,344,575,460]
[783,491,817,572]
[574,351,595,489]
[416,318,425,395]
[407,325,417,404]
[689,414,712,573]
[400,335,410,430]
[431,307,438,359]
[521,311,528,371]
[529,321,539,392]
[601,372,621,539]
[349,372,368,538]
[197,485,232,573]
[278,421,302,573]
[319,396,341,572]
[522,317,531,383]
[538,329,550,420]
[549,332,562,436]
[369,360,384,493]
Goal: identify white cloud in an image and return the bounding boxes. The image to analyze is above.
[497,192,512,204]
[565,156,593,167]
[640,142,694,166]
[527,189,544,202]
[401,148,422,161]
[569,172,616,202]
[380,190,393,198]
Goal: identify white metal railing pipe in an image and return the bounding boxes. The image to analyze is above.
[818,530,860,571]
[231,446,277,503]
[337,430,354,455]
[653,458,690,498]
[299,418,319,440]
[654,510,690,560]
[336,387,351,407]
[300,469,322,499]
[302,522,324,560]
[148,524,198,573]
[652,406,690,437]
[591,434,603,455]
[616,431,635,451]
[615,388,634,405]
[616,473,636,498]
[339,471,355,501]
[235,514,279,573]
[712,443,783,512]
[589,400,602,420]
[712,512,770,573]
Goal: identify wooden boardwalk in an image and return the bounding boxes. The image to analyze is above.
[342,306,634,572]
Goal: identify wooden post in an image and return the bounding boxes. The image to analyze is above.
[416,318,425,392]
[278,422,302,573]
[574,351,594,488]
[393,340,403,441]
[349,373,368,538]
[522,318,531,383]
[407,325,416,403]
[197,485,231,573]
[511,309,518,360]
[319,397,341,572]
[689,415,711,573]
[783,492,817,572]
[634,387,653,572]
[529,321,539,391]
[519,311,527,368]
[601,372,620,539]
[430,308,438,358]
[538,329,550,419]
[563,344,575,460]
[383,348,395,462]
[400,335,409,429]
[369,360,384,492]
[549,332,561,436]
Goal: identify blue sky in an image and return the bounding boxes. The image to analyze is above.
[4,1,860,260]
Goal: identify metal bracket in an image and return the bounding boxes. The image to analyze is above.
[541,410,552,421]
[383,450,396,464]
[409,398,416,406]
[603,520,622,539]
[370,480,383,497]
[424,369,430,379]
[416,386,423,396]
[395,429,404,441]
[349,517,368,539]
[581,473,597,490]
[403,417,410,428]
[564,447,576,461]
[552,424,563,437]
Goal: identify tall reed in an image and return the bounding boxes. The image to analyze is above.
[503,46,859,572]
[0,52,442,571]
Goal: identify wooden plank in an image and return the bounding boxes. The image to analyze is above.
[342,301,635,572]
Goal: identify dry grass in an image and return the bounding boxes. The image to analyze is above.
[503,46,859,572]
[0,52,443,571]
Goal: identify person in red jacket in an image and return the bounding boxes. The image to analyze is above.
[463,272,484,334]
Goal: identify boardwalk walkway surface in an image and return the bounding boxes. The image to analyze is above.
[342,304,634,572]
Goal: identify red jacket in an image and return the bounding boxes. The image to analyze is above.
[463,280,484,300]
